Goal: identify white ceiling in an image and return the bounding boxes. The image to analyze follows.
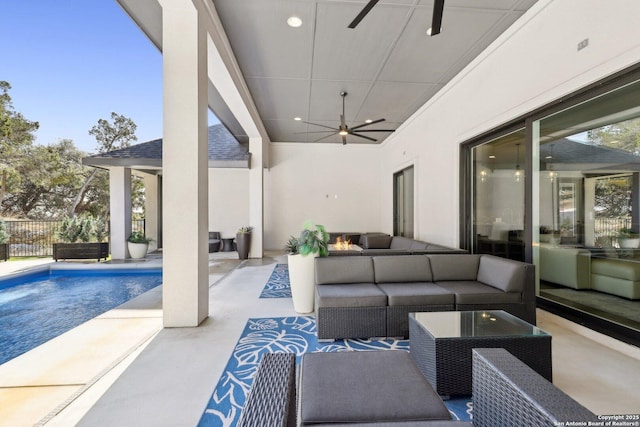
[211,0,538,144]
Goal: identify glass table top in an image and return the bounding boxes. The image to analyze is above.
[409,310,549,339]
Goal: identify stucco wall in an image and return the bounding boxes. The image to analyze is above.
[264,142,382,250]
[208,168,249,238]
[380,0,640,248]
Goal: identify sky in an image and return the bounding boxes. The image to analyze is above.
[2,1,217,154]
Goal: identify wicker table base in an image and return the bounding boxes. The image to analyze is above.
[409,310,552,397]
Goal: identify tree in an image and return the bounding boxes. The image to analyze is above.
[1,140,88,218]
[588,118,640,155]
[0,81,39,205]
[68,112,137,216]
[588,118,640,221]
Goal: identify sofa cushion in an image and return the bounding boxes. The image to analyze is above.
[389,236,415,250]
[590,274,640,300]
[376,283,454,306]
[362,234,393,249]
[435,281,521,304]
[315,257,374,285]
[591,258,640,281]
[411,240,429,250]
[300,351,451,425]
[372,255,432,283]
[477,255,527,293]
[429,255,481,281]
[315,283,387,307]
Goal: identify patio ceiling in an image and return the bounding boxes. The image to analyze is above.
[116,0,539,145]
[212,0,538,144]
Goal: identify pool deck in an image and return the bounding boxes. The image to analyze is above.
[2,252,640,426]
[0,251,241,427]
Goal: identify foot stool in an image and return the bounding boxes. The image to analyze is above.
[298,350,452,425]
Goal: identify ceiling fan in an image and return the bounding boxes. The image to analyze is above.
[348,0,445,36]
[300,92,395,145]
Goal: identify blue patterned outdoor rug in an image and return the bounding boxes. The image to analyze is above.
[259,263,291,298]
[198,316,472,426]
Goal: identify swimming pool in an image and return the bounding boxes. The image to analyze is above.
[0,268,162,365]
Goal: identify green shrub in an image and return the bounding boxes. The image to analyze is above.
[57,215,107,243]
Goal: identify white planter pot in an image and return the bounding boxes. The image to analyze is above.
[288,253,317,314]
[128,241,149,259]
[619,237,640,249]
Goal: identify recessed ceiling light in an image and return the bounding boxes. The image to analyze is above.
[294,117,302,121]
[287,16,302,28]
[545,155,553,159]
[426,26,443,36]
[489,155,496,159]
[365,119,373,123]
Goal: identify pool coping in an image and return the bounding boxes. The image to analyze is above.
[0,259,165,426]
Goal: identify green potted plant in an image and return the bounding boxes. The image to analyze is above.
[287,223,329,313]
[0,219,10,261]
[127,230,152,259]
[617,227,639,249]
[236,225,253,260]
[53,215,109,261]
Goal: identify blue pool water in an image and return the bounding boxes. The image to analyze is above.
[0,268,162,365]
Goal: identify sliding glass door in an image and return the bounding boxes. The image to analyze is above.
[471,129,526,261]
[534,78,640,333]
[463,70,640,344]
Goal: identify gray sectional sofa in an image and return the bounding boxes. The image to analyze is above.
[315,254,535,339]
[359,234,467,255]
[328,234,467,256]
[237,348,596,426]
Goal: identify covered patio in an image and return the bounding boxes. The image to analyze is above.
[4,0,640,424]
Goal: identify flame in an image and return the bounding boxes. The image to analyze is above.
[334,236,352,250]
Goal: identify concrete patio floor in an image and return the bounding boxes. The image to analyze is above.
[1,252,640,426]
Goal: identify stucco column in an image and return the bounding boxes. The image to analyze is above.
[249,137,264,258]
[143,174,160,251]
[109,167,132,259]
[160,0,209,327]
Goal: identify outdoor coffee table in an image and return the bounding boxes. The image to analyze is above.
[409,310,552,397]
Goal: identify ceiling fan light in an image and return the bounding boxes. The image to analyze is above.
[339,130,349,136]
[287,16,302,28]
[293,117,302,121]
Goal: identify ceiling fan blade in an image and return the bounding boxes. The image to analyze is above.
[313,133,339,143]
[352,129,395,133]
[303,121,339,131]
[350,118,386,130]
[342,135,347,145]
[348,0,379,29]
[349,132,377,142]
[430,0,445,36]
[294,130,336,134]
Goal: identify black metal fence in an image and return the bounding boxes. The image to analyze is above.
[5,221,59,257]
[594,217,631,238]
[4,219,145,258]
